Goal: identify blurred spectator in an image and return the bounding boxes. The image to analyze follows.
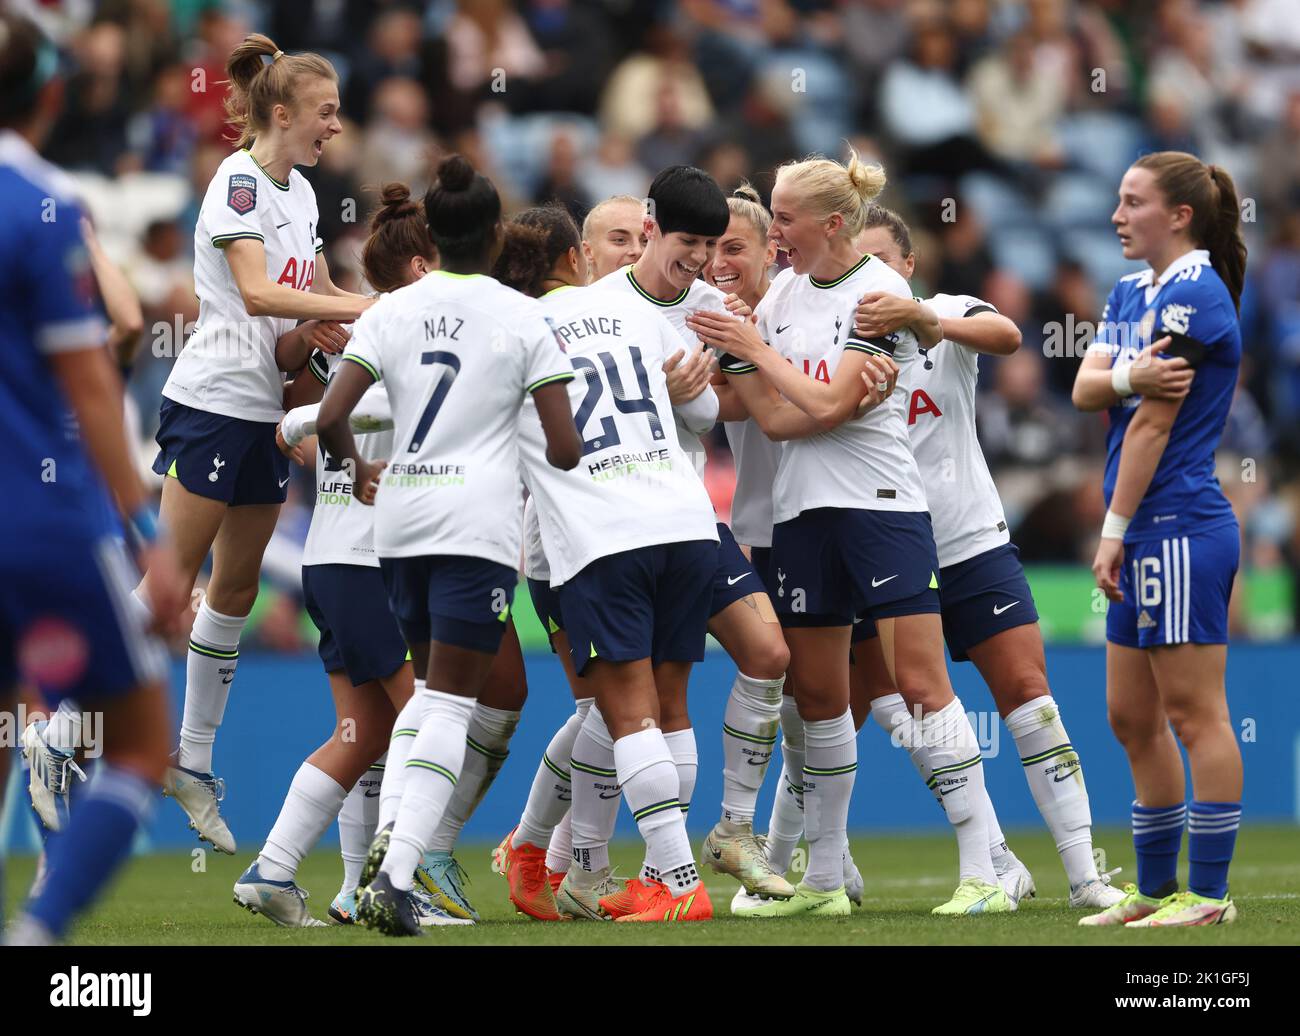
[514,0,617,115]
[534,127,590,222]
[343,8,425,123]
[126,63,199,175]
[46,21,134,173]
[356,78,438,198]
[967,29,1066,168]
[600,27,714,142]
[1257,89,1300,219]
[578,132,650,204]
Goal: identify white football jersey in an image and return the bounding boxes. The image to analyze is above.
[164,149,322,423]
[343,271,573,565]
[517,285,718,587]
[752,254,928,523]
[591,265,727,474]
[301,350,396,568]
[522,493,550,582]
[905,293,1010,567]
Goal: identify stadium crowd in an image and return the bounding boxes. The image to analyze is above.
[18,0,1300,646]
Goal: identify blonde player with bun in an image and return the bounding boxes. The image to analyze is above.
[146,34,373,856]
[689,147,1013,917]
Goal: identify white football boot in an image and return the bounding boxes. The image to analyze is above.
[164,762,236,854]
[233,862,326,927]
[21,721,86,832]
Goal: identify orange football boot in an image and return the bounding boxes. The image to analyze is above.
[599,876,662,919]
[502,830,562,921]
[614,881,713,923]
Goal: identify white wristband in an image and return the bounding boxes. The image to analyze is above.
[1111,362,1133,398]
[1101,509,1131,541]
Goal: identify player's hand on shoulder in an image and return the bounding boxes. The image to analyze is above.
[1129,336,1194,400]
[855,291,914,338]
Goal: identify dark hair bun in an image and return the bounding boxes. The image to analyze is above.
[371,182,418,229]
[732,184,762,205]
[436,155,475,192]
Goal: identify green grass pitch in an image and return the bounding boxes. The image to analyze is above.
[6,826,1297,945]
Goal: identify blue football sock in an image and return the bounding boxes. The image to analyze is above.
[24,764,155,939]
[1188,800,1240,900]
[1132,801,1185,898]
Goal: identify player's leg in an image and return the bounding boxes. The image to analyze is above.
[967,622,1119,906]
[703,590,793,898]
[1130,642,1240,926]
[164,497,280,855]
[1078,641,1182,926]
[361,556,514,935]
[235,670,393,926]
[877,610,1010,915]
[423,618,526,919]
[334,754,384,923]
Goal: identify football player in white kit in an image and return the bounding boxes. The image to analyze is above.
[707,185,881,910]
[143,35,374,855]
[849,208,1125,910]
[689,148,1012,916]
[499,207,722,923]
[592,167,796,903]
[233,184,491,928]
[316,156,581,936]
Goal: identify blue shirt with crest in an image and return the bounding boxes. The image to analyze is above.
[1095,249,1240,543]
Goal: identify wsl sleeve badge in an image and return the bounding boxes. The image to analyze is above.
[227,173,257,215]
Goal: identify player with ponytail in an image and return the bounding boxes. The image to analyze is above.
[145,34,372,855]
[1073,152,1248,928]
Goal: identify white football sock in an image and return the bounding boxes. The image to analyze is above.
[517,697,593,850]
[569,705,620,874]
[338,755,384,896]
[178,601,245,774]
[664,727,698,819]
[615,728,699,893]
[546,811,573,874]
[378,680,428,831]
[765,695,805,874]
[258,762,347,882]
[721,672,784,824]
[871,693,1014,866]
[380,690,476,890]
[801,710,856,892]
[924,697,997,885]
[1005,695,1099,886]
[427,703,519,852]
[46,699,83,754]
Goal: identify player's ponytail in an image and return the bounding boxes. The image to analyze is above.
[492,205,581,298]
[1132,151,1247,313]
[776,143,886,238]
[361,182,436,293]
[223,33,337,150]
[424,154,502,268]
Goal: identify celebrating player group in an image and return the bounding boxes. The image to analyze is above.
[3,25,1245,942]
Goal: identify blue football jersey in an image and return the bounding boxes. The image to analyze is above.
[0,131,110,552]
[1095,249,1240,542]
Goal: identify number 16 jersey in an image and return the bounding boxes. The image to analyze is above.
[342,270,573,566]
[518,285,718,587]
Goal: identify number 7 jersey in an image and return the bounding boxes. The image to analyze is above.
[518,285,718,587]
[342,270,574,566]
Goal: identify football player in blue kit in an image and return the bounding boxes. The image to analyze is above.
[0,12,186,944]
[1071,151,1248,928]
